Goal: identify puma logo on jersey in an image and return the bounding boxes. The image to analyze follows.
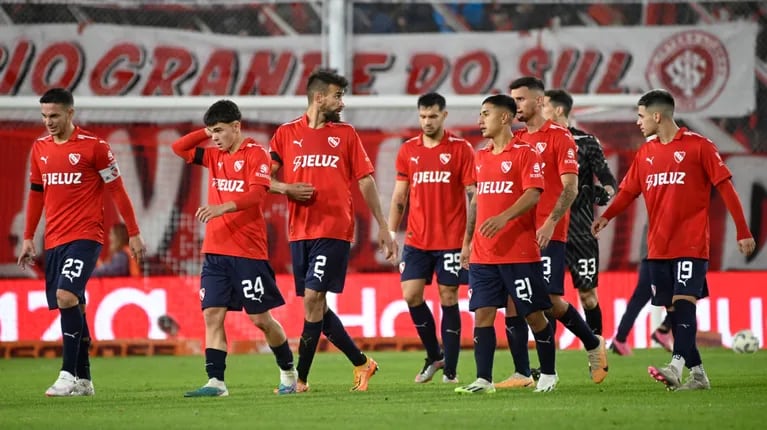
[40,156,48,164]
[292,154,339,172]
[410,156,419,165]
[211,178,245,192]
[413,171,451,184]
[645,172,686,190]
[646,157,654,165]
[477,181,514,194]
[43,172,82,186]
[293,139,303,147]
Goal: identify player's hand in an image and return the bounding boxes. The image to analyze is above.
[17,239,37,270]
[196,204,228,223]
[377,228,398,264]
[203,127,212,137]
[128,234,146,267]
[536,220,555,249]
[738,238,756,256]
[285,183,315,201]
[479,215,508,238]
[459,242,471,269]
[591,217,609,238]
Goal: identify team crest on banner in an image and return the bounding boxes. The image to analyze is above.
[68,153,81,165]
[501,161,512,173]
[674,151,686,163]
[234,160,244,172]
[328,136,340,148]
[440,153,451,164]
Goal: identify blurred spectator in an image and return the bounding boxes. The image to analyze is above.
[92,223,140,278]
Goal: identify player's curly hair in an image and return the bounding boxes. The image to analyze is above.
[204,99,242,126]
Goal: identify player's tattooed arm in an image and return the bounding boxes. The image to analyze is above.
[387,179,410,234]
[537,173,578,249]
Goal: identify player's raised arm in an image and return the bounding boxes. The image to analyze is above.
[172,128,210,164]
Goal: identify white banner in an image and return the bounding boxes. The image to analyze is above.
[0,23,757,116]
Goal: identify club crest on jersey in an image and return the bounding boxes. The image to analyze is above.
[328,136,340,148]
[674,151,686,163]
[217,161,223,169]
[535,142,547,153]
[234,160,244,172]
[68,153,81,165]
[501,161,512,173]
[440,153,451,165]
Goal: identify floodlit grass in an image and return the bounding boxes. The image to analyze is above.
[1,348,765,429]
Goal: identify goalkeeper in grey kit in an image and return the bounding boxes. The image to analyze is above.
[542,89,617,336]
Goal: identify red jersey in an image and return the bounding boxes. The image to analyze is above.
[270,115,374,242]
[395,131,476,250]
[619,128,731,259]
[29,127,120,250]
[517,119,578,242]
[179,137,272,260]
[471,139,546,264]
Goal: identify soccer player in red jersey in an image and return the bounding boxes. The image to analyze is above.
[454,94,557,394]
[498,77,608,388]
[269,69,397,392]
[172,100,298,397]
[387,93,476,384]
[17,88,145,397]
[593,89,756,390]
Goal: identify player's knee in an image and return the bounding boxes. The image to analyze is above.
[401,282,425,306]
[546,296,568,318]
[250,312,275,332]
[578,289,598,309]
[437,286,459,306]
[474,307,496,327]
[202,307,226,329]
[525,311,548,332]
[55,289,78,308]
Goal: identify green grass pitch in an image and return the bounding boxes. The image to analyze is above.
[1,348,765,429]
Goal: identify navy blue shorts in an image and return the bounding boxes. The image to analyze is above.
[468,262,552,317]
[647,258,709,307]
[541,240,567,295]
[290,238,351,296]
[200,254,285,314]
[400,245,468,286]
[45,240,102,310]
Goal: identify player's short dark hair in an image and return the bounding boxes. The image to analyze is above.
[39,88,74,107]
[203,99,241,126]
[637,89,675,114]
[417,92,446,111]
[545,89,573,117]
[306,69,349,99]
[482,94,517,114]
[509,76,545,93]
